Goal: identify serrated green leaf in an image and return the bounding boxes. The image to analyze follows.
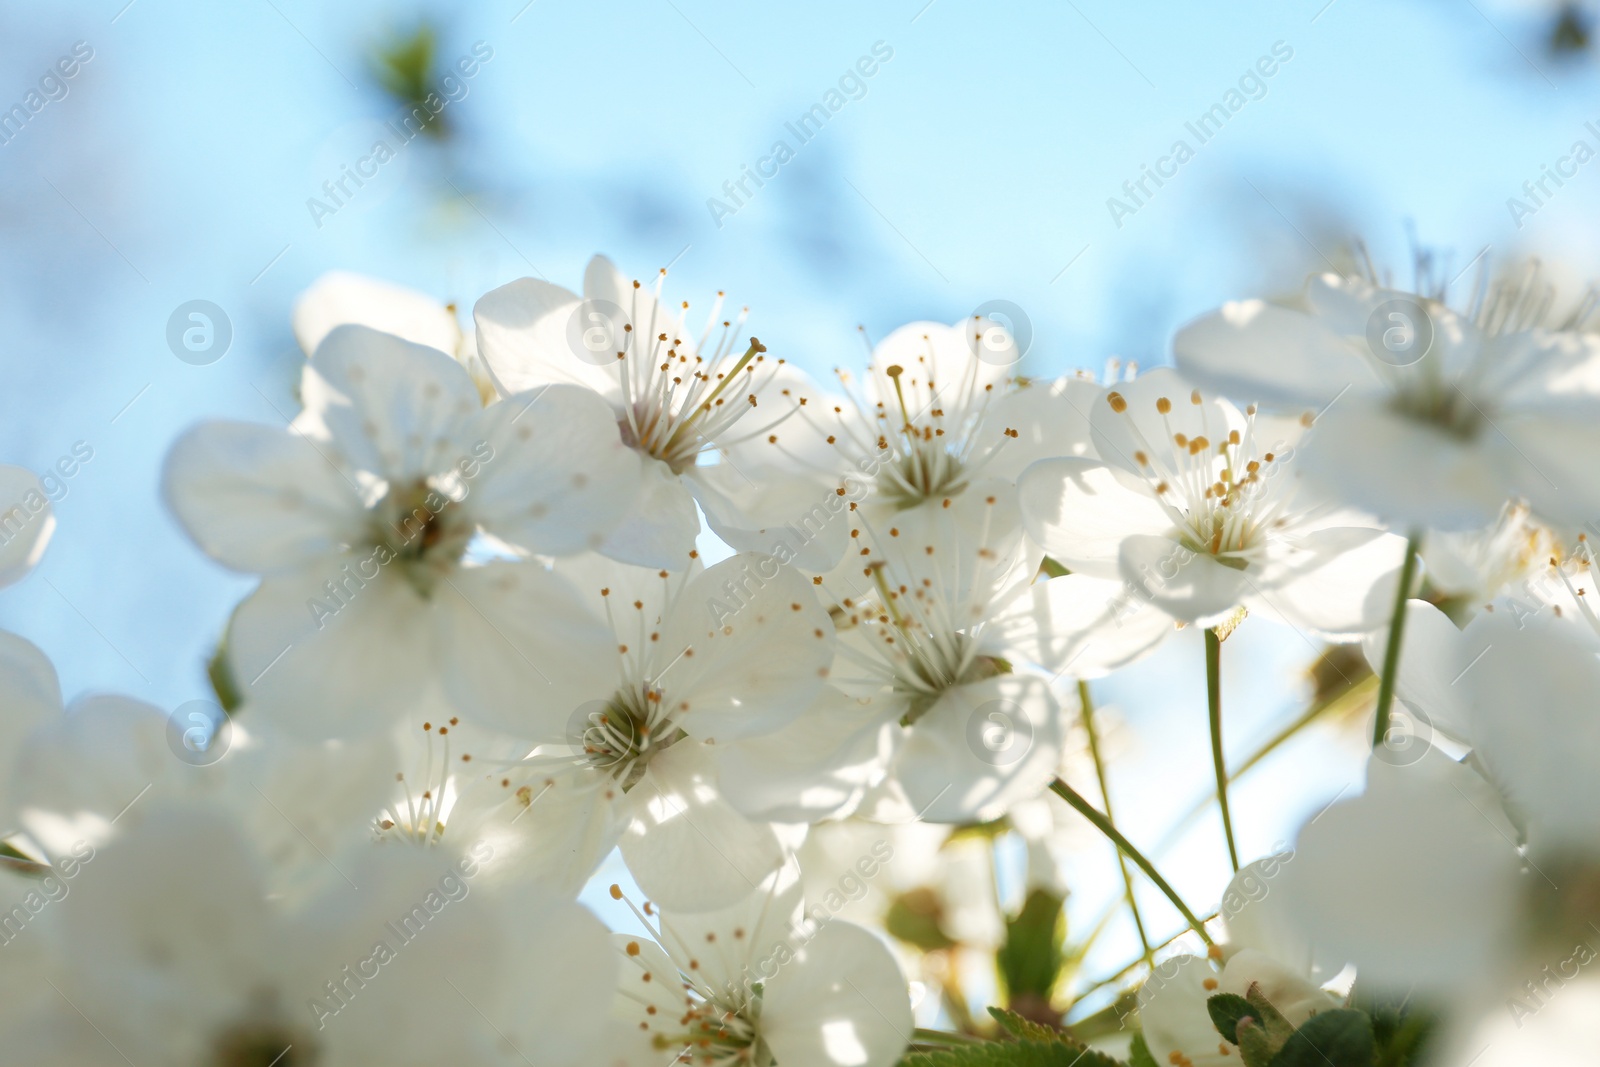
[1207,992,1255,1045]
[897,1036,1126,1067]
[989,1007,1062,1043]
[1238,1016,1278,1067]
[1268,1010,1375,1067]
[1244,982,1296,1048]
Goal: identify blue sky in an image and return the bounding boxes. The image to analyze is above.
[1,0,1595,987]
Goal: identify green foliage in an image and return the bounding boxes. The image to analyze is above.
[1126,1033,1158,1067]
[997,890,1065,1004]
[207,636,242,714]
[1039,557,1071,579]
[1202,987,1381,1067]
[898,1011,1126,1067]
[885,888,958,952]
[1268,1010,1375,1067]
[370,24,449,139]
[1206,992,1254,1045]
[1359,991,1439,1066]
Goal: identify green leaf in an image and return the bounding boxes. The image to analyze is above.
[1207,992,1255,1045]
[1238,1016,1278,1067]
[898,1036,1126,1067]
[990,1007,1053,1042]
[1268,1010,1376,1067]
[885,888,957,951]
[1355,989,1438,1066]
[1039,557,1072,578]
[997,889,1065,1002]
[1127,1032,1159,1067]
[207,635,243,714]
[1244,982,1296,1049]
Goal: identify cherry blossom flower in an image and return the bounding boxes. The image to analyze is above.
[163,324,641,736]
[1174,266,1600,529]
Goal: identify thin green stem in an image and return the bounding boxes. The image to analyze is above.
[1078,680,1153,965]
[1157,672,1377,854]
[1372,529,1424,748]
[1206,627,1239,872]
[1048,778,1213,946]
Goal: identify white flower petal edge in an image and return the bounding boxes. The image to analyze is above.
[0,464,56,588]
[292,270,462,359]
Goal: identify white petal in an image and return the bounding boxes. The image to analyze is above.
[10,695,176,857]
[465,384,644,556]
[1174,293,1379,408]
[0,465,54,587]
[1137,954,1233,1067]
[1218,949,1339,1028]
[867,321,1010,407]
[1019,457,1169,577]
[619,742,784,912]
[1218,854,1313,974]
[1246,526,1405,639]
[473,275,618,396]
[892,674,1063,823]
[1359,600,1476,741]
[435,563,620,738]
[292,270,461,357]
[687,465,851,574]
[1090,367,1249,478]
[297,324,482,483]
[478,893,617,1067]
[1457,609,1600,849]
[163,421,367,573]
[596,457,701,569]
[1497,405,1600,527]
[660,553,834,742]
[1281,752,1521,993]
[1119,534,1249,625]
[762,920,913,1067]
[984,572,1172,678]
[228,560,436,737]
[1299,400,1507,530]
[713,687,892,822]
[970,376,1102,483]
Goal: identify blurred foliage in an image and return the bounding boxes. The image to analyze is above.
[370,23,450,139]
[1550,3,1593,55]
[886,887,960,952]
[997,889,1066,1027]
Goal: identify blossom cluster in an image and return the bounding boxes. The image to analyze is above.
[2,253,1599,1066]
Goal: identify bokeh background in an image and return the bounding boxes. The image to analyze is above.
[2,0,1593,1023]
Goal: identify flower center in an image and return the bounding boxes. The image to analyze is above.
[1105,388,1294,562]
[210,995,316,1067]
[367,479,472,596]
[610,277,776,474]
[575,685,683,791]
